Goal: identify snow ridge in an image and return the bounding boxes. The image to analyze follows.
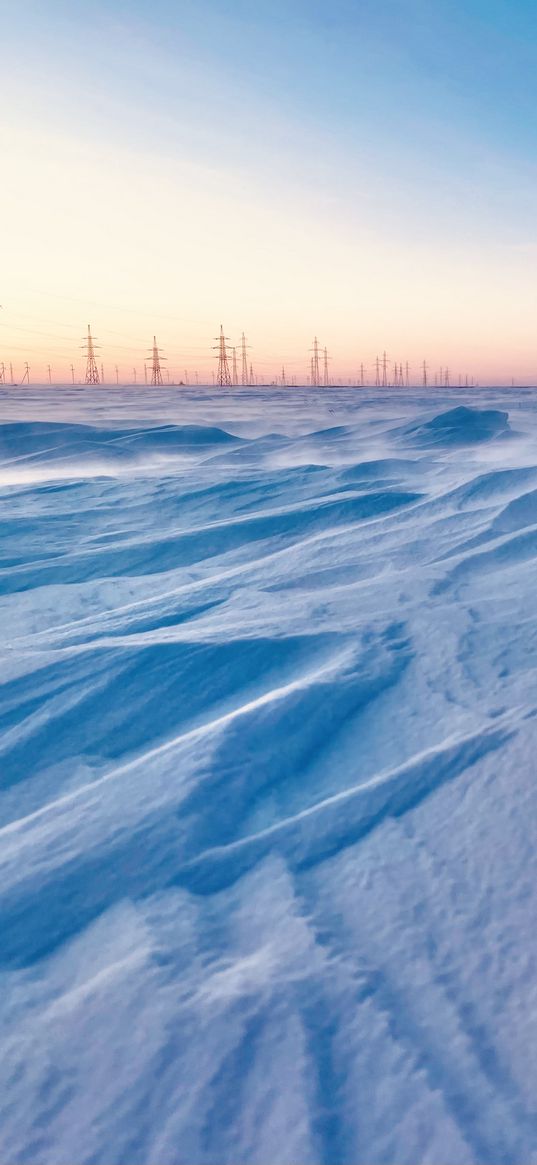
[1,387,537,1165]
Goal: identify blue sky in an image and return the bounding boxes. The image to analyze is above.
[3,0,537,380]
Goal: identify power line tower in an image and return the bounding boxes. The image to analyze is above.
[101,363,105,383]
[148,336,165,386]
[232,347,238,386]
[381,351,389,387]
[9,363,14,384]
[213,325,232,387]
[70,364,75,384]
[405,361,410,387]
[360,362,365,387]
[323,347,330,387]
[310,337,321,386]
[82,324,100,384]
[249,362,255,386]
[47,364,52,385]
[132,367,137,384]
[375,356,381,387]
[21,362,30,385]
[281,365,287,386]
[240,332,250,385]
[0,362,5,384]
[422,360,428,387]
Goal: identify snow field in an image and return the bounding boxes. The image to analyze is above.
[1,387,537,1164]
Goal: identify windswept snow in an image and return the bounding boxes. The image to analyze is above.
[1,386,537,1165]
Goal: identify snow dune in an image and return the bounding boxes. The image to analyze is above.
[1,386,537,1165]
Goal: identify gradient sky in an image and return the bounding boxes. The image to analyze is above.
[3,0,537,383]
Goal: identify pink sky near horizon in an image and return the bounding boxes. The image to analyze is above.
[3,32,537,389]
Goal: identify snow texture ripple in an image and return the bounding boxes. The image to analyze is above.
[1,386,537,1165]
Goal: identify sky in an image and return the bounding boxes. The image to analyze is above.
[2,0,537,384]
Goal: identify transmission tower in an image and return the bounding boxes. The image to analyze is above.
[405,361,410,387]
[21,362,30,385]
[281,365,287,387]
[47,364,52,385]
[213,325,232,387]
[232,347,238,386]
[422,360,428,387]
[0,362,5,385]
[323,347,330,387]
[381,351,389,387]
[360,363,365,387]
[375,356,381,387]
[82,324,100,384]
[310,337,321,386]
[101,363,105,383]
[148,336,165,386]
[70,364,75,384]
[249,362,255,386]
[132,367,137,384]
[240,333,250,385]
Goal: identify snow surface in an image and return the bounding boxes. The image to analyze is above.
[1,385,537,1165]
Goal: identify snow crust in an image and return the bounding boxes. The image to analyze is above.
[1,386,537,1165]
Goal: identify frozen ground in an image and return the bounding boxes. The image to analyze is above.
[1,385,537,1165]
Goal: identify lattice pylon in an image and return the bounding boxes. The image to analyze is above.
[323,347,331,387]
[148,336,165,386]
[213,325,232,387]
[82,324,100,384]
[310,337,321,386]
[240,332,250,385]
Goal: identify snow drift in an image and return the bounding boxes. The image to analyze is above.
[1,387,537,1165]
